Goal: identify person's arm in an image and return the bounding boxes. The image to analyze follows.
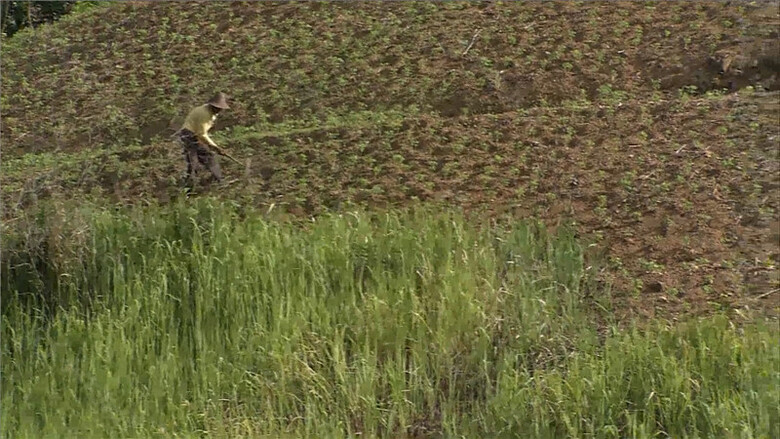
[201,131,219,149]
[189,106,220,148]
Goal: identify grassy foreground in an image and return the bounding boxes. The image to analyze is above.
[2,200,778,438]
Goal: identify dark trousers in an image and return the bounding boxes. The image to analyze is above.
[179,129,222,183]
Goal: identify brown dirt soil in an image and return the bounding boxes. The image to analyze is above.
[2,1,779,320]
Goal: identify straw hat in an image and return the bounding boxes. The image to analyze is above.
[207,92,230,109]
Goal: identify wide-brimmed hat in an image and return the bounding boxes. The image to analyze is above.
[207,92,230,109]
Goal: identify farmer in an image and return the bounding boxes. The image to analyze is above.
[178,92,230,185]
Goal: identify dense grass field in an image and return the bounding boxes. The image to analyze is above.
[2,200,777,438]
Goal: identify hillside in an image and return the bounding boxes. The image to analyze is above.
[2,1,779,318]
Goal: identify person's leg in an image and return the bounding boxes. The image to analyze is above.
[208,155,223,182]
[180,130,201,188]
[185,148,200,188]
[197,145,222,182]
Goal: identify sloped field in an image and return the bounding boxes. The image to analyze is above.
[2,1,778,316]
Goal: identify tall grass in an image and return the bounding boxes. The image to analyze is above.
[2,199,778,438]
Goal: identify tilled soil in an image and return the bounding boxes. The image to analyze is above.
[2,1,778,320]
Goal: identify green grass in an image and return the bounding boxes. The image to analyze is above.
[3,200,777,438]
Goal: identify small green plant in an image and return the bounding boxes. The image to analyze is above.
[620,170,637,191]
[597,84,628,107]
[639,258,665,274]
[680,85,699,102]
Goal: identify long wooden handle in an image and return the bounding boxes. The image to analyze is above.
[213,147,243,165]
[200,140,242,165]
